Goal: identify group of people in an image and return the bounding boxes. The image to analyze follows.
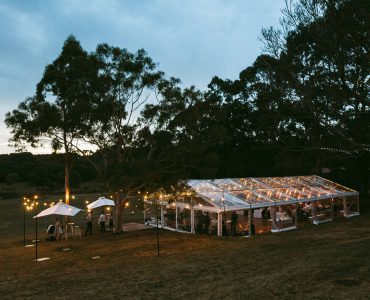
[228,211,255,236]
[85,211,114,235]
[196,211,213,234]
[46,211,115,241]
[46,217,63,241]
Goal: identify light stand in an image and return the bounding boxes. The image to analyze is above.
[34,200,38,261]
[23,198,26,247]
[155,197,160,257]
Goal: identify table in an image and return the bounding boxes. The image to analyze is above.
[279,217,292,224]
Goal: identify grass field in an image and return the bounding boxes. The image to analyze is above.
[0,196,369,299]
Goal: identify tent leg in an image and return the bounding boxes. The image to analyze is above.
[312,202,318,225]
[248,209,252,237]
[217,212,222,237]
[160,205,164,228]
[330,198,334,219]
[175,206,178,231]
[357,196,360,214]
[191,208,195,234]
[343,197,348,217]
[143,204,146,225]
[295,203,299,228]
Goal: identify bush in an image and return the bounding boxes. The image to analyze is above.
[6,173,20,185]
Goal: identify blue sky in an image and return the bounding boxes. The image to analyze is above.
[0,0,285,154]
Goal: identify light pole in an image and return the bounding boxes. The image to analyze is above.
[23,197,26,247]
[222,191,226,237]
[34,195,38,261]
[155,195,161,257]
[156,198,159,256]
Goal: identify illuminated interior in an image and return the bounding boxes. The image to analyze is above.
[144,175,359,236]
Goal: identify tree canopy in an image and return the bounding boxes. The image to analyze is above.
[4,0,369,214]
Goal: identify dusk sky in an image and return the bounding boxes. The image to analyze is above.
[0,0,285,154]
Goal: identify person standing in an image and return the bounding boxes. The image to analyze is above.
[98,211,106,234]
[108,212,114,233]
[196,211,204,233]
[55,217,62,240]
[203,212,210,234]
[231,211,238,235]
[85,210,93,236]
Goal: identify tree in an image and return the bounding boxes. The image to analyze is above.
[5,35,98,203]
[80,44,164,231]
[5,173,20,185]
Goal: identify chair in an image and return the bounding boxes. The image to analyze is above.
[66,223,75,238]
[74,226,81,238]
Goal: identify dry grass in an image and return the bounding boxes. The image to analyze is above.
[0,197,369,299]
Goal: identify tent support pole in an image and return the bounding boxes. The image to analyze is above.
[343,197,348,217]
[190,208,195,234]
[248,208,252,237]
[312,202,318,225]
[217,212,222,237]
[143,203,146,225]
[357,196,360,214]
[330,198,334,219]
[295,203,299,228]
[175,205,178,231]
[160,205,164,227]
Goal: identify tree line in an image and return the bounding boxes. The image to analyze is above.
[0,153,97,199]
[5,0,369,228]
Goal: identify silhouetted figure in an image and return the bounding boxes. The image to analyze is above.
[55,217,62,240]
[249,223,255,236]
[98,211,106,234]
[108,212,114,232]
[231,211,238,235]
[85,211,93,236]
[222,220,228,236]
[196,211,204,233]
[203,212,210,234]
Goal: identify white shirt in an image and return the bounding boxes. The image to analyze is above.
[98,214,106,224]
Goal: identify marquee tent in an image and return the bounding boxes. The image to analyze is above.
[144,175,359,236]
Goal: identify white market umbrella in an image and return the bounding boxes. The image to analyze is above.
[87,197,115,209]
[34,202,82,218]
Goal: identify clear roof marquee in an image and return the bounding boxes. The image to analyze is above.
[186,175,358,211]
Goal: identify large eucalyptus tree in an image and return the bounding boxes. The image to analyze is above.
[5,35,98,203]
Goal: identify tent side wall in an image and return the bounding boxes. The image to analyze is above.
[143,177,359,236]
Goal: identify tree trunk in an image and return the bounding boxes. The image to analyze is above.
[115,192,123,233]
[63,125,72,205]
[65,161,71,205]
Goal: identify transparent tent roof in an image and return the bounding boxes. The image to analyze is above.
[186,175,358,211]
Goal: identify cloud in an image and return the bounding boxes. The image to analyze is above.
[0,0,285,154]
[0,3,49,55]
